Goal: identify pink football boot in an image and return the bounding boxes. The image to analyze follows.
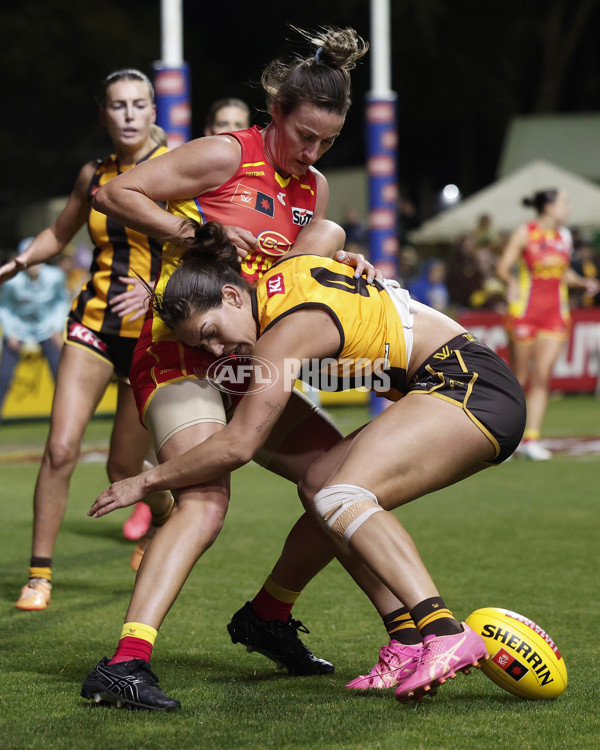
[122,502,152,541]
[395,624,489,702]
[346,640,423,690]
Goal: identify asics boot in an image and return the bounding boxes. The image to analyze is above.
[81,657,180,711]
[130,524,158,572]
[227,601,334,676]
[15,578,52,611]
[521,440,552,461]
[123,502,152,540]
[346,640,422,690]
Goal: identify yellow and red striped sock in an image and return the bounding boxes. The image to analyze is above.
[251,576,301,622]
[109,622,158,664]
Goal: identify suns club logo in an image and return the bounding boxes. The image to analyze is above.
[257,230,291,257]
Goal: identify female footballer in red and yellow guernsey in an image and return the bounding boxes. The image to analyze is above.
[497,189,599,460]
[131,123,321,418]
[507,219,572,339]
[81,28,427,712]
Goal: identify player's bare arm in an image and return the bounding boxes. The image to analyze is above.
[563,265,600,295]
[92,135,243,242]
[255,400,285,435]
[289,217,381,282]
[88,309,340,517]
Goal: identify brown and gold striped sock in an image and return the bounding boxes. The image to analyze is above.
[29,556,52,583]
[151,497,174,527]
[382,607,422,644]
[410,597,462,638]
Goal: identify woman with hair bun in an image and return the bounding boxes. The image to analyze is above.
[496,189,599,460]
[82,28,414,712]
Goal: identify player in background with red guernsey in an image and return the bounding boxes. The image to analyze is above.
[497,189,599,460]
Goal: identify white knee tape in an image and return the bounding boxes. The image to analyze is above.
[313,483,384,545]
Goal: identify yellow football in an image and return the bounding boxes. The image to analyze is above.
[466,607,567,699]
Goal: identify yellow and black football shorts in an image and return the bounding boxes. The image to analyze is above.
[66,314,137,380]
[407,333,526,464]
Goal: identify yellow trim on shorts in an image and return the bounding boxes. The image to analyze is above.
[141,375,203,428]
[510,329,569,344]
[64,337,110,366]
[405,376,500,463]
[536,330,569,341]
[64,338,130,383]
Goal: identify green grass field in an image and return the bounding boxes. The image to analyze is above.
[1,396,599,749]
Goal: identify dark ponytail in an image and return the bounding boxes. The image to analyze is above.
[153,222,250,331]
[522,189,558,216]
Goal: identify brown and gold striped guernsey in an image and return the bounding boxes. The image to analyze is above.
[70,145,168,338]
[256,254,411,397]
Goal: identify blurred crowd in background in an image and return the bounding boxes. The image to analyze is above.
[3,200,600,372]
[0,243,92,418]
[342,204,600,316]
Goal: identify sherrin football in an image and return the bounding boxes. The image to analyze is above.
[465,607,567,699]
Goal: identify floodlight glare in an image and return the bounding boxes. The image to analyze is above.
[441,184,460,204]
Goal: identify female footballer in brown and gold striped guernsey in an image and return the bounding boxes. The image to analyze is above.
[88,219,527,705]
[0,69,174,612]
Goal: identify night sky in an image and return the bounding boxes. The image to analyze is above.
[2,0,599,247]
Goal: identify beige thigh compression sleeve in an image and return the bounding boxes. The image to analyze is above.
[144,379,226,453]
